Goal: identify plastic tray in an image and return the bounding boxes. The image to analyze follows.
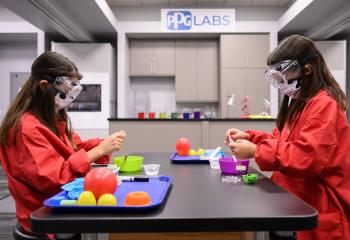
[44,176,172,211]
[169,153,209,164]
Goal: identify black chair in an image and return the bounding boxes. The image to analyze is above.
[13,223,49,240]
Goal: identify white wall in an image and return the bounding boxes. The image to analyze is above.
[52,43,116,139]
[0,42,37,119]
[315,40,347,94]
[112,7,280,118]
[129,77,176,117]
[0,4,45,120]
[0,4,23,21]
[0,4,44,55]
[114,6,286,22]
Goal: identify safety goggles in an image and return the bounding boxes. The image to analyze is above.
[52,76,82,100]
[265,60,302,88]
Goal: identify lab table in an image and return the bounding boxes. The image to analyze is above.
[31,152,317,239]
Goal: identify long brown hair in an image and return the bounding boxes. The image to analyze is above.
[267,35,348,131]
[0,51,82,146]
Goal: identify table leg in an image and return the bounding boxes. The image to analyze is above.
[80,233,108,240]
[81,233,98,240]
[255,232,269,240]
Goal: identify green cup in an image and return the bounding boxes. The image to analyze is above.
[171,112,178,119]
[114,156,144,172]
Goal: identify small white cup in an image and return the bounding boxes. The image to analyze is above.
[143,164,160,176]
[209,157,220,170]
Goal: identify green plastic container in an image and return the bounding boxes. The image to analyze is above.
[114,156,144,172]
[242,173,258,184]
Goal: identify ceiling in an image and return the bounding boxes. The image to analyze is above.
[279,0,350,40]
[106,0,294,7]
[0,0,118,42]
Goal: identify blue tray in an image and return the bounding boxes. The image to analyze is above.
[169,153,210,164]
[44,176,172,211]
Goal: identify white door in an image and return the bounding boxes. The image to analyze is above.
[10,72,30,103]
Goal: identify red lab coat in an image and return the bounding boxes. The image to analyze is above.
[246,90,350,239]
[0,112,109,231]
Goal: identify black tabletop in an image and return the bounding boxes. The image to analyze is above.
[31,153,317,233]
[108,118,276,122]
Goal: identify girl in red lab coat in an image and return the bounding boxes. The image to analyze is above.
[0,52,126,238]
[225,35,350,240]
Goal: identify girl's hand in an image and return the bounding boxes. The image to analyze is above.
[87,131,127,162]
[101,130,127,154]
[224,128,250,145]
[111,130,127,140]
[229,139,256,160]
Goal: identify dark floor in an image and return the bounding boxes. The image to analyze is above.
[0,166,15,239]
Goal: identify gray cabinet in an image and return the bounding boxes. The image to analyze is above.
[220,34,269,69]
[175,40,218,102]
[129,40,175,76]
[175,41,197,101]
[109,120,276,156]
[220,34,270,118]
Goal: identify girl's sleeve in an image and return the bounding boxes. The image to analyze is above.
[73,133,110,164]
[255,101,338,177]
[19,128,91,195]
[246,127,280,144]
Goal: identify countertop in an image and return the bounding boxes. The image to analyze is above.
[108,118,276,122]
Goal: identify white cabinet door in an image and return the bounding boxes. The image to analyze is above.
[219,34,270,118]
[129,40,153,75]
[245,35,269,68]
[153,40,175,75]
[197,41,218,101]
[175,41,197,101]
[220,35,247,69]
[245,69,269,115]
[129,40,175,76]
[176,40,219,102]
[221,69,246,118]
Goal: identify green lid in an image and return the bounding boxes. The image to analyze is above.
[242,173,258,184]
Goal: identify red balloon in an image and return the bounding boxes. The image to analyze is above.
[176,138,191,156]
[84,168,117,199]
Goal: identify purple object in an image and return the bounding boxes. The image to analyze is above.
[193,111,201,119]
[219,157,249,175]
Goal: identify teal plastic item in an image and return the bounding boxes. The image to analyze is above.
[114,156,144,172]
[242,173,258,184]
[60,200,77,206]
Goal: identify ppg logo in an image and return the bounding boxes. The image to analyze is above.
[167,11,192,30]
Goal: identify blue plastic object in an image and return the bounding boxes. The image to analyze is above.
[170,149,225,164]
[44,176,172,211]
[203,149,225,158]
[61,178,84,200]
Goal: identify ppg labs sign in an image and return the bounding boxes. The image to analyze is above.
[161,9,235,32]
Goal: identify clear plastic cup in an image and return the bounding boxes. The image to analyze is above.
[182,108,191,119]
[159,112,167,119]
[148,112,155,119]
[209,157,220,169]
[193,108,201,120]
[143,164,160,176]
